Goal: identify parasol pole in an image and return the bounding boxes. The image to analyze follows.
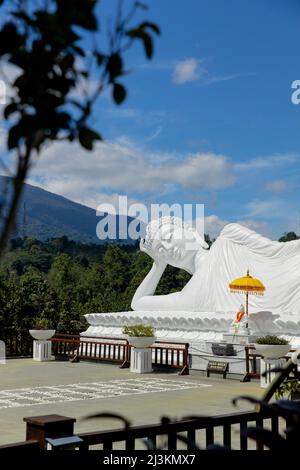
[245,291,249,328]
[245,269,249,327]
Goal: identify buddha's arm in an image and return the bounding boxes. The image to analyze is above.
[131,290,188,311]
[131,261,193,311]
[131,261,167,310]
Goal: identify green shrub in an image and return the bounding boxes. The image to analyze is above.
[33,318,53,330]
[255,335,289,345]
[122,324,155,337]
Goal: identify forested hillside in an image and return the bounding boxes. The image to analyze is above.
[0,237,191,332]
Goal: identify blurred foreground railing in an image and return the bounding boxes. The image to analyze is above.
[0,409,288,451]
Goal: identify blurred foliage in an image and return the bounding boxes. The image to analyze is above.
[0,0,160,255]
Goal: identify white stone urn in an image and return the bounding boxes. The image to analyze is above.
[254,343,290,359]
[127,336,156,349]
[29,329,56,341]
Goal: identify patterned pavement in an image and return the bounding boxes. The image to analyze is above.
[0,378,211,409]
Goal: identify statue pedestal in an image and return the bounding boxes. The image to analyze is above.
[260,358,285,388]
[222,333,258,345]
[130,348,153,373]
[33,340,55,362]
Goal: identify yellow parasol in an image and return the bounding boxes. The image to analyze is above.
[229,269,265,320]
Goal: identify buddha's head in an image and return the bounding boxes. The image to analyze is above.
[140,216,209,274]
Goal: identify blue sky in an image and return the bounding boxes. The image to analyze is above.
[2,0,300,239]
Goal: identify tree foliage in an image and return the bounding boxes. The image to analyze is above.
[0,237,189,332]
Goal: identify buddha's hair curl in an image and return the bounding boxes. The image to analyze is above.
[140,216,201,257]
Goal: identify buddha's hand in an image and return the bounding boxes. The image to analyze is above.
[140,239,166,270]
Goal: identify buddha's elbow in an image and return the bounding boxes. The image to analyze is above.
[131,297,141,311]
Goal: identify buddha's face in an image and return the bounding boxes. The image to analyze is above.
[151,224,206,273]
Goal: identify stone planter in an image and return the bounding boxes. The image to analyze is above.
[254,343,290,359]
[127,336,156,349]
[29,330,56,361]
[29,330,56,341]
[126,337,155,373]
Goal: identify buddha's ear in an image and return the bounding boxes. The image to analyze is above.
[189,227,209,249]
[140,238,146,252]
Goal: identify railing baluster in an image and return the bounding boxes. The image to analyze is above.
[271,416,279,435]
[187,429,196,449]
[167,432,177,450]
[239,421,247,450]
[103,441,113,451]
[125,437,135,451]
[223,424,231,449]
[205,426,214,448]
[255,417,264,450]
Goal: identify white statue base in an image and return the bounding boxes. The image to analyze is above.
[82,310,300,376]
[260,358,286,388]
[222,333,258,345]
[130,348,153,373]
[33,340,55,362]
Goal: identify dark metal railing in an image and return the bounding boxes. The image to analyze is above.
[152,341,189,375]
[51,333,130,368]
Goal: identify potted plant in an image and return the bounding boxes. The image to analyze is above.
[122,324,156,349]
[29,318,56,341]
[254,335,290,359]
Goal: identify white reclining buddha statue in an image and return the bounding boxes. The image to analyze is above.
[84,217,300,344]
[131,216,300,316]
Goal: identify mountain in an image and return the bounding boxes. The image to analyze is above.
[0,176,143,244]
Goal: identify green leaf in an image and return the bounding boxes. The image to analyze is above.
[8,124,22,150]
[113,83,127,104]
[56,0,97,31]
[139,22,160,35]
[126,29,153,59]
[106,53,123,82]
[78,126,102,151]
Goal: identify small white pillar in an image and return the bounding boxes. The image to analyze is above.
[260,358,285,388]
[0,340,6,365]
[130,348,153,373]
[33,340,55,362]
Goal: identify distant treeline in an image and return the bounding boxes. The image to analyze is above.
[0,231,297,333]
[0,236,191,332]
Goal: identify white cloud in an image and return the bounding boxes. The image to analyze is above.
[26,138,235,209]
[172,58,202,84]
[235,153,298,171]
[204,215,228,239]
[204,214,273,239]
[246,199,285,218]
[264,179,287,193]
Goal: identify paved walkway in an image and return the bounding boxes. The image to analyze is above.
[0,359,262,446]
